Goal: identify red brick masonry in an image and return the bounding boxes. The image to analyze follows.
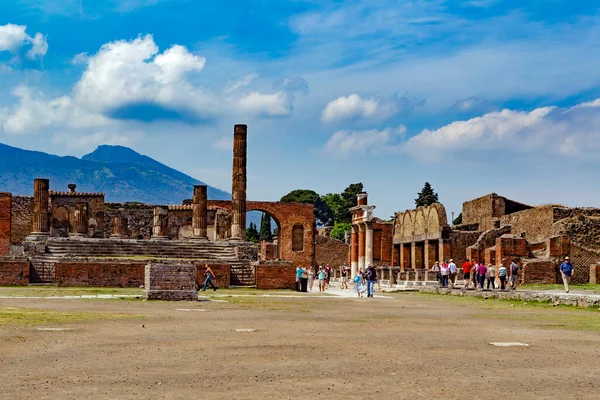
[0,261,29,286]
[0,193,11,256]
[195,263,230,289]
[55,262,145,287]
[255,263,295,290]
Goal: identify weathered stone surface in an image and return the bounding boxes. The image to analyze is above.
[231,124,247,240]
[522,260,557,284]
[315,235,349,268]
[56,261,145,287]
[0,260,29,285]
[255,262,295,290]
[0,193,10,256]
[31,178,50,236]
[144,264,198,301]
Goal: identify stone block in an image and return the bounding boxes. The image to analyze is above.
[144,264,198,301]
[0,260,29,286]
[547,235,570,258]
[255,262,295,290]
[496,235,528,267]
[56,262,145,287]
[522,261,557,284]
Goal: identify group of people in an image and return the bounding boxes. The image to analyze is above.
[431,258,521,290]
[351,263,378,298]
[296,264,332,293]
[296,263,379,298]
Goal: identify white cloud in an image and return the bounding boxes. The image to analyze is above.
[405,100,600,157]
[0,23,48,60]
[450,97,495,114]
[236,91,292,116]
[321,94,405,123]
[323,125,406,158]
[227,73,258,93]
[213,136,233,151]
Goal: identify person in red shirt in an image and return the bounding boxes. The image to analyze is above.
[462,258,471,288]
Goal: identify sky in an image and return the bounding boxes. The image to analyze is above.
[1,0,600,221]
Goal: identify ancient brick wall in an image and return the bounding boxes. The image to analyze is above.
[144,264,197,301]
[0,260,29,285]
[55,262,145,287]
[495,235,528,268]
[0,193,11,256]
[500,205,555,243]
[50,193,105,238]
[104,203,154,239]
[522,260,558,284]
[462,194,503,231]
[10,196,33,244]
[552,213,600,251]
[195,263,230,289]
[374,221,393,264]
[570,243,600,284]
[450,230,481,268]
[255,263,295,290]
[315,235,349,268]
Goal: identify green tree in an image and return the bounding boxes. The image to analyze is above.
[330,222,352,241]
[280,189,333,226]
[452,212,462,225]
[415,182,439,207]
[323,183,364,224]
[259,213,272,240]
[246,222,259,243]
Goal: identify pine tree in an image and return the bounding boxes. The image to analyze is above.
[259,213,272,240]
[246,222,259,243]
[415,182,439,207]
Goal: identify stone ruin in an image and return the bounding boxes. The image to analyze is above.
[0,124,309,289]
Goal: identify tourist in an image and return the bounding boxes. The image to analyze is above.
[448,259,457,288]
[431,261,441,287]
[471,260,479,289]
[486,264,496,289]
[296,265,305,292]
[498,264,508,290]
[325,264,331,289]
[307,266,315,292]
[340,264,348,290]
[317,266,327,292]
[559,256,575,293]
[365,263,377,298]
[477,262,487,289]
[354,269,365,297]
[202,265,217,291]
[509,260,520,290]
[440,262,450,288]
[462,258,471,288]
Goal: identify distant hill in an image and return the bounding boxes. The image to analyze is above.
[0,143,230,204]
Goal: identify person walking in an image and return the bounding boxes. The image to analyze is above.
[448,259,457,288]
[509,260,520,290]
[202,264,217,291]
[477,262,487,289]
[317,266,326,293]
[462,258,471,289]
[296,266,304,292]
[440,262,450,288]
[431,261,441,287]
[354,270,365,297]
[486,264,496,289]
[471,261,479,289]
[365,264,377,298]
[325,264,331,289]
[559,256,575,293]
[307,266,315,292]
[340,264,349,290]
[498,264,508,290]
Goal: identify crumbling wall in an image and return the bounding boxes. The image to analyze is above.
[315,235,349,268]
[450,230,480,267]
[500,206,554,243]
[552,215,600,251]
[0,193,11,256]
[10,196,33,244]
[55,261,146,287]
[105,203,154,239]
[50,193,105,238]
[0,260,29,285]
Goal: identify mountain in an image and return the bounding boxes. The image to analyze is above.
[0,143,230,204]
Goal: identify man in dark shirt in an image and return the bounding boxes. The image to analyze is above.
[365,264,377,298]
[559,256,575,293]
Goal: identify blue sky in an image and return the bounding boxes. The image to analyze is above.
[1,0,600,221]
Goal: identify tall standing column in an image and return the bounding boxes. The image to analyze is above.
[71,202,89,237]
[152,206,170,240]
[111,217,129,238]
[231,124,247,241]
[351,226,359,278]
[365,222,374,267]
[358,224,366,273]
[30,178,50,238]
[192,185,208,241]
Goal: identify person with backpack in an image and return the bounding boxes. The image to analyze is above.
[365,264,377,298]
[498,264,508,290]
[509,260,520,290]
[354,270,365,297]
[559,256,575,293]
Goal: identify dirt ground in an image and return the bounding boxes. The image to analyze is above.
[1,290,599,400]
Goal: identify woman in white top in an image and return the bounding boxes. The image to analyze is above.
[440,263,450,288]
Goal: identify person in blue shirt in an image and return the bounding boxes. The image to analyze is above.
[296,266,305,292]
[559,256,575,293]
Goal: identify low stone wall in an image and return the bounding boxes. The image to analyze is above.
[255,262,295,290]
[419,286,600,308]
[55,261,145,287]
[195,263,230,289]
[144,264,197,300]
[0,260,30,286]
[522,260,557,284]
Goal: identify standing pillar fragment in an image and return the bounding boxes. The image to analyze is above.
[152,206,170,240]
[30,178,50,238]
[111,217,129,238]
[365,222,374,267]
[192,185,208,240]
[358,224,366,273]
[71,202,89,237]
[230,124,247,241]
[351,226,359,278]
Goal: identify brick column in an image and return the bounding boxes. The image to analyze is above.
[424,240,437,269]
[192,185,208,241]
[358,224,366,272]
[400,243,411,269]
[30,178,50,238]
[151,206,170,240]
[365,222,374,267]
[411,242,417,269]
[439,239,451,263]
[71,202,89,237]
[111,217,129,238]
[230,124,247,241]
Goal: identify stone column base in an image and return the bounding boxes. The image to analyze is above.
[190,236,209,242]
[25,232,49,241]
[150,236,171,241]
